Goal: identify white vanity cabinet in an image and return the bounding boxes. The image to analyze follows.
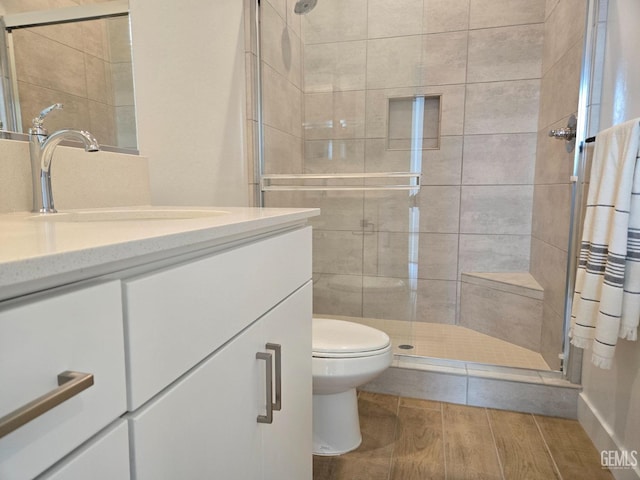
[0,212,315,480]
[0,281,128,480]
[123,227,313,479]
[129,282,312,480]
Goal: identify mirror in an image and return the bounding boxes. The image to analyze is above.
[0,0,137,152]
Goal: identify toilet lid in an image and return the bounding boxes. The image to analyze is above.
[312,318,391,356]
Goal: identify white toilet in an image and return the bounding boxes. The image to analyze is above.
[312,317,393,456]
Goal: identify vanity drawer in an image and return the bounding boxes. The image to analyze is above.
[123,226,312,409]
[39,420,130,480]
[0,281,127,480]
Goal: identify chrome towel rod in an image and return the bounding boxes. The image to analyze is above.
[261,172,421,192]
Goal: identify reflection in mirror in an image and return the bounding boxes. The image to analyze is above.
[0,2,137,151]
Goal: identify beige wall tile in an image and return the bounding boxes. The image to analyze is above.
[30,20,85,51]
[368,0,423,38]
[364,138,416,173]
[17,82,91,133]
[424,0,470,34]
[303,40,366,92]
[538,40,582,130]
[460,185,533,235]
[460,282,543,351]
[467,25,544,83]
[313,273,363,317]
[363,275,417,321]
[263,125,303,173]
[465,80,540,134]
[366,36,423,89]
[469,0,545,29]
[365,136,463,186]
[264,0,286,19]
[458,234,531,275]
[261,1,302,88]
[363,232,458,280]
[305,138,365,172]
[83,19,109,60]
[462,133,536,184]
[88,100,116,146]
[14,29,87,98]
[262,63,302,137]
[416,279,457,323]
[529,237,568,317]
[533,118,575,184]
[531,183,571,250]
[84,54,111,104]
[540,302,563,370]
[541,0,587,74]
[418,186,461,233]
[422,31,468,86]
[302,191,365,231]
[302,0,367,44]
[304,90,365,139]
[422,136,463,185]
[313,229,363,274]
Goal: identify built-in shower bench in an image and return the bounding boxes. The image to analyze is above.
[459,272,544,353]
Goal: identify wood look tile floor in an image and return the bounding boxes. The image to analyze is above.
[313,392,614,480]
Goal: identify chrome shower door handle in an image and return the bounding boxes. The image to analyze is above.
[0,370,94,439]
[266,343,281,411]
[256,351,273,424]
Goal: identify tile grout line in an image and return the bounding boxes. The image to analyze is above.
[441,401,448,479]
[485,408,506,480]
[532,413,564,480]
[386,394,401,480]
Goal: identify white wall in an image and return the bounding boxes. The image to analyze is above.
[128,0,248,207]
[580,1,640,478]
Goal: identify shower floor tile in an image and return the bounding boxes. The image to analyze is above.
[332,315,551,370]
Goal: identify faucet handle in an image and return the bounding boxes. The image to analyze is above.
[30,103,63,134]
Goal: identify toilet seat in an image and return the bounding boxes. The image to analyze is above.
[312,318,391,358]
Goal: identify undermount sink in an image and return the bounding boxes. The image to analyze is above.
[28,209,230,222]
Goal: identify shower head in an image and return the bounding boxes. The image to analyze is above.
[294,0,317,15]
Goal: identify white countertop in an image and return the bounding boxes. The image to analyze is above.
[0,206,319,301]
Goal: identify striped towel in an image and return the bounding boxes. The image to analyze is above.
[570,118,640,369]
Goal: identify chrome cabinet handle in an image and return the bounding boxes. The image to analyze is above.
[256,352,273,424]
[0,371,94,439]
[266,343,281,412]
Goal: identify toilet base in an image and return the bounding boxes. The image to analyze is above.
[312,388,362,456]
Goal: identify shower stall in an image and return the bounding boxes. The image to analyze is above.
[250,0,592,375]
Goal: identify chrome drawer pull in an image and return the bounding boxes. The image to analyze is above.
[266,343,281,411]
[0,371,94,439]
[256,352,273,424]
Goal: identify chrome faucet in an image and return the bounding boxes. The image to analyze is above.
[29,103,100,213]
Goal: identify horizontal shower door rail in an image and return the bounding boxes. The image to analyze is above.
[260,172,421,192]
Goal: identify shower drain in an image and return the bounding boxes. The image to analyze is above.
[398,344,414,350]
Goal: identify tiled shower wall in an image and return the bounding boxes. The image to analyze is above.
[2,0,135,148]
[253,0,582,365]
[263,0,546,325]
[531,0,587,369]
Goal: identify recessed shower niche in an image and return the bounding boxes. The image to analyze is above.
[387,95,440,150]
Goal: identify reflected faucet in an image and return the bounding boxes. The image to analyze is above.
[29,104,100,213]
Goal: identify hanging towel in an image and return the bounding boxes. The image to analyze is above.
[570,118,640,369]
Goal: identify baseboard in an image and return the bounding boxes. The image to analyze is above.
[578,393,640,480]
